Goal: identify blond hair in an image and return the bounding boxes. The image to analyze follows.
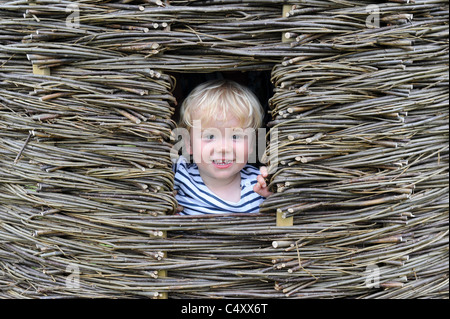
[179,79,264,130]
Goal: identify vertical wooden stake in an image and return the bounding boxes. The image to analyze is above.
[30,2,51,76]
[282,5,294,44]
[157,231,168,299]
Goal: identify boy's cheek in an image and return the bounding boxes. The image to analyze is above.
[243,135,254,152]
[234,143,250,164]
[193,142,215,164]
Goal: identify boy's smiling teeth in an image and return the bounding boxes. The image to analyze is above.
[213,160,233,165]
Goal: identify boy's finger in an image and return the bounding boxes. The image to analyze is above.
[260,166,268,177]
[257,175,266,188]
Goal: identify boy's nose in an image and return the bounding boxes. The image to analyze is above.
[214,139,232,154]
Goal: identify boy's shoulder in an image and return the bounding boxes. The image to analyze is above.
[172,155,198,175]
[173,155,188,164]
[172,155,192,172]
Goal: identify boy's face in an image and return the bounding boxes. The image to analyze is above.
[189,116,254,184]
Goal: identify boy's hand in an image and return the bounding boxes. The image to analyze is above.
[254,166,273,198]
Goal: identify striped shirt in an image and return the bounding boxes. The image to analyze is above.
[173,156,264,215]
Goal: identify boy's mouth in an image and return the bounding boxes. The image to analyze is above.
[212,159,233,168]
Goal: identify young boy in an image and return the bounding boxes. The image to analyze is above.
[173,79,272,215]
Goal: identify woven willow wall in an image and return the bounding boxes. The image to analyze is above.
[0,0,448,298]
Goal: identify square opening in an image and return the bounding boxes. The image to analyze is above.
[170,70,274,167]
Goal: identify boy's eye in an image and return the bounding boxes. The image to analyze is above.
[232,134,242,140]
[203,134,215,140]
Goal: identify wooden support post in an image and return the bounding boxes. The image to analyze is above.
[277,5,294,228]
[277,211,294,227]
[33,64,50,76]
